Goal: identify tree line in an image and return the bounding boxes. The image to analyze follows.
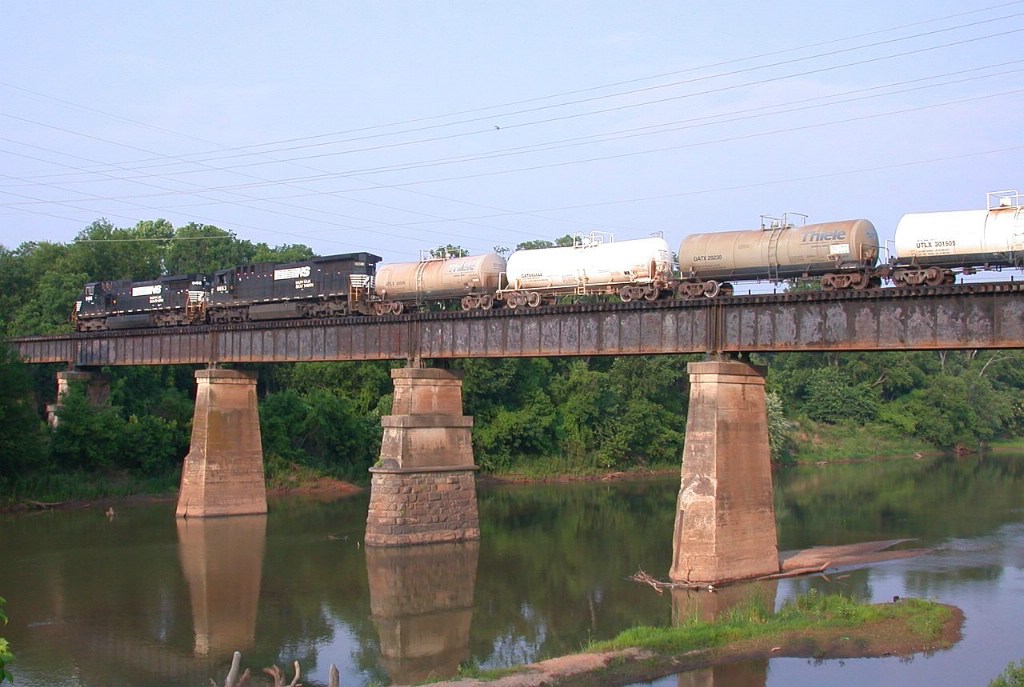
[2,219,1023,499]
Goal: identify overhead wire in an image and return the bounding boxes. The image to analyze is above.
[0,4,1020,249]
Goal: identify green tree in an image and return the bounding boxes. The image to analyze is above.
[802,367,880,424]
[1,241,83,336]
[49,385,123,471]
[69,218,169,280]
[990,659,1024,687]
[516,239,554,250]
[0,595,11,683]
[766,390,790,461]
[0,345,48,477]
[250,242,314,264]
[259,387,380,480]
[429,244,468,258]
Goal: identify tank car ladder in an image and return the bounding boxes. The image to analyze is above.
[761,213,804,282]
[762,216,786,282]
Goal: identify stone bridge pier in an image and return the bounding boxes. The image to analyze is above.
[46,369,111,427]
[365,367,480,546]
[176,369,267,518]
[671,360,780,585]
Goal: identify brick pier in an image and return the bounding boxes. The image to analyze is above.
[365,367,480,546]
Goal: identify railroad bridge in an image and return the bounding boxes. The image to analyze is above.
[10,282,1024,584]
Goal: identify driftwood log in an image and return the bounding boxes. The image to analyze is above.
[212,652,340,687]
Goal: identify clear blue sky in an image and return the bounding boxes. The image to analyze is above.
[1,1,1021,261]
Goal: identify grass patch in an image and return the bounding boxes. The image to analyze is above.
[590,590,950,656]
[785,419,932,463]
[264,452,368,490]
[986,438,1024,452]
[487,453,677,480]
[0,469,179,507]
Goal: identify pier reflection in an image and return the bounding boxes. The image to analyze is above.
[669,581,777,687]
[176,514,267,657]
[366,541,480,685]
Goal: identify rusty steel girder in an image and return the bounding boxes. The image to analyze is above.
[9,283,1024,367]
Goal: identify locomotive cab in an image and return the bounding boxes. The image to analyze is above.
[212,269,235,295]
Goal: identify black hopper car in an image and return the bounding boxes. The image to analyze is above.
[73,252,381,332]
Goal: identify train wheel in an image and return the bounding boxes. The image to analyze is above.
[643,286,659,301]
[480,295,494,310]
[391,301,405,315]
[373,303,385,316]
[619,286,633,303]
[821,274,836,291]
[527,292,541,307]
[703,281,720,298]
[461,296,475,311]
[851,273,870,291]
[925,268,945,286]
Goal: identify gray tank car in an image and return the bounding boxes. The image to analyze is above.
[677,218,880,296]
[890,190,1024,286]
[372,252,507,314]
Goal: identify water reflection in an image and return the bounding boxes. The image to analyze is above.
[2,455,1023,686]
[366,541,480,685]
[670,582,776,687]
[176,515,267,657]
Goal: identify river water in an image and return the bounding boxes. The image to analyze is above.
[1,454,1022,687]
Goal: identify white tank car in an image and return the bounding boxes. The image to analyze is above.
[501,233,673,306]
[373,252,506,313]
[677,218,879,295]
[892,190,1024,286]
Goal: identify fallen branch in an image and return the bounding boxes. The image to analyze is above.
[25,499,64,510]
[210,651,250,687]
[212,652,340,687]
[629,569,667,594]
[264,661,302,687]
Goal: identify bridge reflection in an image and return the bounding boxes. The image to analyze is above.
[176,514,267,657]
[366,540,480,684]
[670,581,778,687]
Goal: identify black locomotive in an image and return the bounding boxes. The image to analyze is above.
[73,252,381,332]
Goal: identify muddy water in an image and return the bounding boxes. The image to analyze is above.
[1,454,1022,686]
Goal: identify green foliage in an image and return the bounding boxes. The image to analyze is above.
[516,239,555,250]
[0,596,11,683]
[48,380,189,477]
[162,223,244,275]
[1,218,315,337]
[259,386,381,481]
[802,367,880,424]
[0,346,48,476]
[429,244,468,258]
[71,219,170,281]
[766,390,790,461]
[515,234,575,250]
[990,660,1024,687]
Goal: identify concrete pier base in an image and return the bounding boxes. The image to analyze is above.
[670,361,779,584]
[176,369,267,518]
[46,369,110,428]
[365,368,480,546]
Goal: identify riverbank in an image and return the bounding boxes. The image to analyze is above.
[5,442,1020,513]
[427,595,963,687]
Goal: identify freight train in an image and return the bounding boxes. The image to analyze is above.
[72,190,1023,331]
